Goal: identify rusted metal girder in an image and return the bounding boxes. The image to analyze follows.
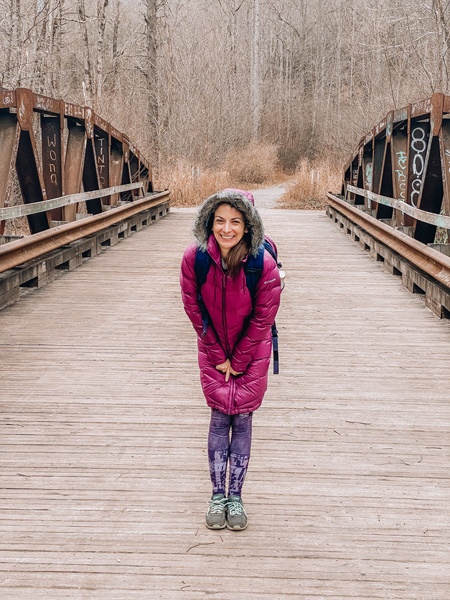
[0,182,144,220]
[0,88,153,233]
[327,192,450,289]
[342,93,450,244]
[346,184,450,230]
[0,191,170,274]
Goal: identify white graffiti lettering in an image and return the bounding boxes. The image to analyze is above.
[365,162,373,190]
[395,151,407,201]
[46,134,59,188]
[410,126,427,207]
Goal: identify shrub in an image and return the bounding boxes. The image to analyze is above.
[155,160,233,207]
[279,158,342,209]
[222,142,280,184]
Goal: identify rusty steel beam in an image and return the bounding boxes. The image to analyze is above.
[0,88,155,232]
[0,191,170,274]
[16,130,50,234]
[0,182,144,220]
[342,93,450,246]
[41,114,64,221]
[110,144,123,206]
[83,138,102,215]
[347,185,450,230]
[327,192,450,289]
[0,112,20,234]
[64,119,87,221]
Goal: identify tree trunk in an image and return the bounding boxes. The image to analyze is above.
[144,0,159,164]
[78,0,93,104]
[251,0,260,141]
[96,0,110,105]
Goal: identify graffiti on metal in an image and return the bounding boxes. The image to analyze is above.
[94,114,109,134]
[386,112,393,139]
[35,95,59,114]
[411,98,433,117]
[95,136,109,188]
[0,91,15,108]
[64,102,85,120]
[342,93,450,243]
[347,185,450,230]
[364,159,373,191]
[0,88,155,233]
[393,107,408,123]
[394,150,407,202]
[111,126,122,141]
[364,132,373,146]
[409,123,429,207]
[375,119,386,136]
[0,182,144,220]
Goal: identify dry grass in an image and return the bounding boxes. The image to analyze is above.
[279,158,342,209]
[155,161,234,207]
[156,144,285,207]
[223,142,280,185]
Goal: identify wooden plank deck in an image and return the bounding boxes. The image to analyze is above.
[1,196,449,599]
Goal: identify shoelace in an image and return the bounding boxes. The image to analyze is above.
[227,499,244,516]
[208,498,227,514]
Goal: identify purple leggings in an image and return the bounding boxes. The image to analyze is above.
[208,409,253,497]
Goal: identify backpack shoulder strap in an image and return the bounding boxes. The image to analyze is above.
[194,247,212,335]
[245,242,280,375]
[244,244,265,299]
[194,247,212,291]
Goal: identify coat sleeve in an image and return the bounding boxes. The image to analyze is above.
[180,244,227,366]
[230,252,281,373]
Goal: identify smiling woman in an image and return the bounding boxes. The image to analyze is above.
[211,204,250,278]
[180,189,281,532]
[212,204,248,257]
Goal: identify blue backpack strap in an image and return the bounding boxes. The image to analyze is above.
[245,243,280,375]
[244,244,265,298]
[194,247,212,335]
[262,238,277,263]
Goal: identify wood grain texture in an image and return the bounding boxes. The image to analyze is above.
[1,202,449,599]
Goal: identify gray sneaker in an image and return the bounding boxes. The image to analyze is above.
[206,493,227,529]
[226,495,248,530]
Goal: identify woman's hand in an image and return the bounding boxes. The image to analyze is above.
[215,360,243,382]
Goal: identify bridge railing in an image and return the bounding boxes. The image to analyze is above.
[341,93,450,246]
[327,189,450,320]
[346,184,450,231]
[0,182,144,221]
[0,88,154,236]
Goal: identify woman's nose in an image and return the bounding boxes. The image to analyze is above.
[223,221,232,232]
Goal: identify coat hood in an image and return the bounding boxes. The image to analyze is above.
[193,189,264,257]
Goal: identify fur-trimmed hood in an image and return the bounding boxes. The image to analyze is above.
[193,189,264,257]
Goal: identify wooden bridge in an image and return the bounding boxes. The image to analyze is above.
[1,89,450,599]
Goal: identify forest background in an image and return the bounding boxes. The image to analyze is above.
[1,0,450,206]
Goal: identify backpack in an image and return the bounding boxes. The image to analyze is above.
[194,238,284,374]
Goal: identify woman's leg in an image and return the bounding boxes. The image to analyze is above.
[228,412,253,497]
[208,409,232,495]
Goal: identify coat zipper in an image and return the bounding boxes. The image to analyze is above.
[222,272,230,358]
[222,272,236,413]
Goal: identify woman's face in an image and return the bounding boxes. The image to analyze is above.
[212,203,248,257]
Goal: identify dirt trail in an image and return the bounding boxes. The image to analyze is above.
[249,184,286,209]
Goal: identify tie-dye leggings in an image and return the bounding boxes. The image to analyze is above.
[208,409,253,497]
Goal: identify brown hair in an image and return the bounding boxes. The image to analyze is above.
[225,234,251,278]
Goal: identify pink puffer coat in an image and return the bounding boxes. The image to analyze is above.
[180,190,281,415]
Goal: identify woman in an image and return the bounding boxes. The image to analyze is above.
[180,189,281,530]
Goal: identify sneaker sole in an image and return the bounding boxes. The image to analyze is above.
[226,522,248,531]
[206,522,226,530]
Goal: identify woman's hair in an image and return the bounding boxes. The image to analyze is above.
[207,202,251,278]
